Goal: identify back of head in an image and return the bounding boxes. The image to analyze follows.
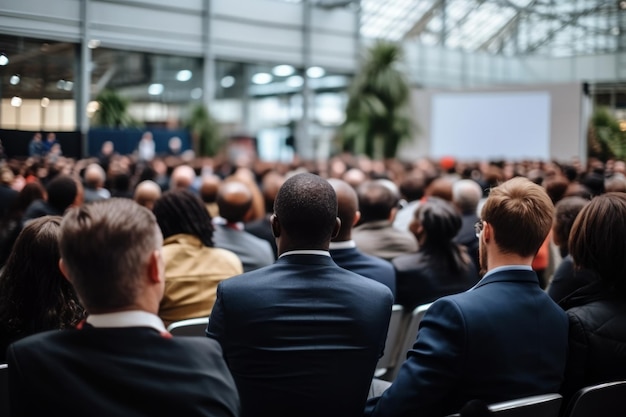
[357,179,399,223]
[328,178,358,239]
[570,192,626,294]
[261,171,285,214]
[169,164,196,190]
[399,172,426,202]
[0,216,83,336]
[414,197,462,247]
[84,163,106,189]
[552,196,589,257]
[481,177,554,257]
[217,181,253,223]
[274,173,337,247]
[60,199,160,313]
[452,179,483,214]
[46,175,79,212]
[199,175,222,203]
[153,189,214,247]
[427,177,454,202]
[134,180,162,210]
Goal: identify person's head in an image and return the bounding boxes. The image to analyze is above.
[84,163,106,189]
[13,182,46,213]
[479,177,554,263]
[169,164,196,190]
[426,177,454,202]
[569,193,626,294]
[260,171,285,214]
[46,175,82,212]
[0,216,84,336]
[59,199,164,314]
[46,132,56,142]
[134,180,162,211]
[199,175,222,204]
[328,178,360,242]
[153,189,214,247]
[452,179,483,215]
[217,181,253,223]
[356,179,400,223]
[410,197,462,247]
[272,173,339,251]
[552,196,589,258]
[399,172,426,203]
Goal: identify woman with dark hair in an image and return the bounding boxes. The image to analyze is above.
[152,189,242,326]
[0,215,85,361]
[392,197,480,312]
[560,192,626,401]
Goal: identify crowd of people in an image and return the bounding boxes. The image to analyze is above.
[0,145,625,416]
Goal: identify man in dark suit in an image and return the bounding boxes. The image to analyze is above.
[328,178,396,298]
[7,199,240,417]
[208,173,393,417]
[365,177,568,417]
[452,179,483,272]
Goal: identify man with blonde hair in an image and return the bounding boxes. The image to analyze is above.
[365,177,568,417]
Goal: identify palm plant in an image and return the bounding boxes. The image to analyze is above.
[186,104,221,157]
[340,41,414,159]
[92,89,136,128]
[588,107,626,161]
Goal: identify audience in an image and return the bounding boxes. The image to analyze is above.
[353,179,418,261]
[452,179,483,270]
[82,163,111,203]
[152,189,242,326]
[133,179,162,211]
[393,197,480,312]
[393,171,426,231]
[7,198,240,416]
[559,193,626,402]
[207,173,393,417]
[22,174,83,222]
[199,174,222,218]
[0,216,84,362]
[328,178,396,297]
[213,181,274,272]
[364,177,567,417]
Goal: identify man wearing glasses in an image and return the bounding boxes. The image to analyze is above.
[365,177,568,417]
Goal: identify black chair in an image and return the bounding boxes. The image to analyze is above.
[563,380,626,417]
[1,363,9,417]
[166,316,210,336]
[447,393,562,417]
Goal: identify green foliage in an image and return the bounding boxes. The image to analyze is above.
[93,89,138,128]
[340,41,415,159]
[588,107,626,161]
[186,104,221,157]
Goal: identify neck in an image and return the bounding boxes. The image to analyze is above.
[486,249,534,271]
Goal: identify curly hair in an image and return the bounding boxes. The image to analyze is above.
[153,189,214,247]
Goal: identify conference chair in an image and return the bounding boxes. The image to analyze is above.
[387,302,432,381]
[562,380,626,417]
[447,393,562,417]
[374,304,404,379]
[0,363,8,417]
[166,316,210,337]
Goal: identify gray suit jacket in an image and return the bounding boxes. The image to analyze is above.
[213,225,274,272]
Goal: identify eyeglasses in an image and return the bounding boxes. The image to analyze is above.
[474,220,484,239]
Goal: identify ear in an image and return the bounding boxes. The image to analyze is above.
[147,250,163,284]
[389,207,398,222]
[482,221,492,243]
[331,217,341,240]
[270,214,281,238]
[58,258,72,283]
[352,211,361,227]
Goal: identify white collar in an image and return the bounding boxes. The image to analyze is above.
[86,310,166,332]
[329,240,356,250]
[279,250,331,258]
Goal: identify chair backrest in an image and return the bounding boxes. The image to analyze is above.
[0,363,9,417]
[374,304,404,376]
[166,316,210,337]
[388,302,432,381]
[447,393,562,417]
[563,380,626,417]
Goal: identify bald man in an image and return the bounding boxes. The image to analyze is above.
[83,163,111,203]
[199,174,222,218]
[245,171,285,259]
[328,179,396,298]
[169,164,196,191]
[213,181,274,272]
[134,180,162,211]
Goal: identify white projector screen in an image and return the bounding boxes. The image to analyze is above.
[431,91,551,161]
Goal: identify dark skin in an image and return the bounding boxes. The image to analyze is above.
[270,214,341,255]
[327,178,360,242]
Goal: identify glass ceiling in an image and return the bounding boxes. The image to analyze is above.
[360,0,621,57]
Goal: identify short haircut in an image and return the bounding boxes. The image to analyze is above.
[273,173,337,246]
[46,175,78,212]
[569,192,626,294]
[399,173,426,202]
[357,179,399,223]
[481,177,554,257]
[153,189,214,247]
[452,179,483,213]
[60,199,161,312]
[552,196,589,257]
[217,181,253,223]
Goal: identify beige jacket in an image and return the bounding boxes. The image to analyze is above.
[159,234,243,326]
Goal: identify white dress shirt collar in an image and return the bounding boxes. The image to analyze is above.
[329,240,356,250]
[86,310,167,333]
[279,250,331,258]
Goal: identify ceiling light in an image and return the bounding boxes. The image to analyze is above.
[252,72,273,85]
[148,83,164,95]
[87,39,101,49]
[272,65,295,77]
[57,80,66,89]
[9,75,20,85]
[64,81,74,91]
[11,97,22,107]
[286,75,304,88]
[220,75,235,88]
[176,70,192,82]
[306,66,326,78]
[611,27,621,36]
[190,88,203,99]
[620,1,626,10]
[0,54,8,66]
[41,97,50,108]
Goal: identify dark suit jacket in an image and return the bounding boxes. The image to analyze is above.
[330,246,396,298]
[392,250,479,312]
[454,213,480,271]
[245,215,278,259]
[547,255,597,304]
[8,326,240,417]
[364,269,568,417]
[207,254,394,417]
